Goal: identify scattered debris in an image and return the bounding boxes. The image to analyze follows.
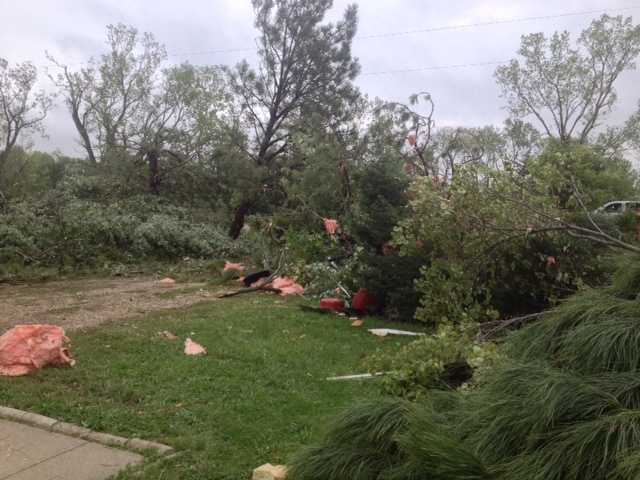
[158,331,178,341]
[243,270,272,287]
[219,274,303,299]
[251,277,272,288]
[224,262,245,273]
[252,463,288,480]
[368,328,425,337]
[272,277,305,296]
[327,372,387,381]
[218,284,282,298]
[352,288,377,313]
[336,283,352,299]
[323,218,339,238]
[159,277,176,287]
[351,319,364,327]
[320,298,346,312]
[0,325,75,377]
[184,338,207,356]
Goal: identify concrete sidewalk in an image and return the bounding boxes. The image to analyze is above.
[0,419,143,480]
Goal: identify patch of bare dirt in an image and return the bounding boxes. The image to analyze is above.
[0,277,218,332]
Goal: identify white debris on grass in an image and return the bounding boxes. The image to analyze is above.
[368,328,425,337]
[326,372,388,381]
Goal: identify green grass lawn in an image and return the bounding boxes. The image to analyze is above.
[0,294,419,479]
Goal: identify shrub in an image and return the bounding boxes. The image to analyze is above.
[345,251,423,321]
[394,166,613,321]
[0,196,248,275]
[367,322,501,398]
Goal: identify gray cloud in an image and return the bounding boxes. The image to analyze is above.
[1,0,638,155]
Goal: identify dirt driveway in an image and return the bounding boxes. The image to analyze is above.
[0,277,217,332]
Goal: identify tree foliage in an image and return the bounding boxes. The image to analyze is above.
[0,58,53,198]
[226,0,360,237]
[495,15,640,143]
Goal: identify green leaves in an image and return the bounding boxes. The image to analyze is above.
[495,14,640,143]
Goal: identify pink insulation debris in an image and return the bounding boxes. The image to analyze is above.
[271,277,305,296]
[0,325,75,377]
[224,262,245,273]
[184,338,207,356]
[323,218,339,238]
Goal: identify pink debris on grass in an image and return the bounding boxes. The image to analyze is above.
[271,277,305,296]
[224,262,245,273]
[0,325,75,377]
[184,338,207,356]
[159,277,176,287]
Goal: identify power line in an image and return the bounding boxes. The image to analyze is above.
[169,46,256,57]
[24,4,640,74]
[357,6,640,39]
[165,5,640,57]
[361,60,509,76]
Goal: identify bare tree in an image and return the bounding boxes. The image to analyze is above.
[47,57,97,163]
[495,15,640,144]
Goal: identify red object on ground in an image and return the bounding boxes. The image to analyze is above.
[352,288,377,313]
[320,298,346,312]
[0,325,75,377]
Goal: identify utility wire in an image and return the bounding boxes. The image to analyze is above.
[361,60,509,76]
[357,6,640,39]
[166,5,640,57]
[24,4,640,74]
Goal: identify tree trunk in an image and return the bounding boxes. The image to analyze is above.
[0,149,9,199]
[70,108,96,164]
[147,150,160,195]
[228,201,252,239]
[0,149,8,173]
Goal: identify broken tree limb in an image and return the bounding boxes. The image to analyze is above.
[218,250,287,299]
[217,285,282,298]
[478,311,549,341]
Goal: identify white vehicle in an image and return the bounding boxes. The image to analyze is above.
[595,201,640,215]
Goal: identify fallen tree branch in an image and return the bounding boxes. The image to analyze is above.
[218,249,287,298]
[217,285,282,298]
[491,191,640,254]
[478,311,549,341]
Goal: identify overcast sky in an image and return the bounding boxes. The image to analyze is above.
[1,0,639,156]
